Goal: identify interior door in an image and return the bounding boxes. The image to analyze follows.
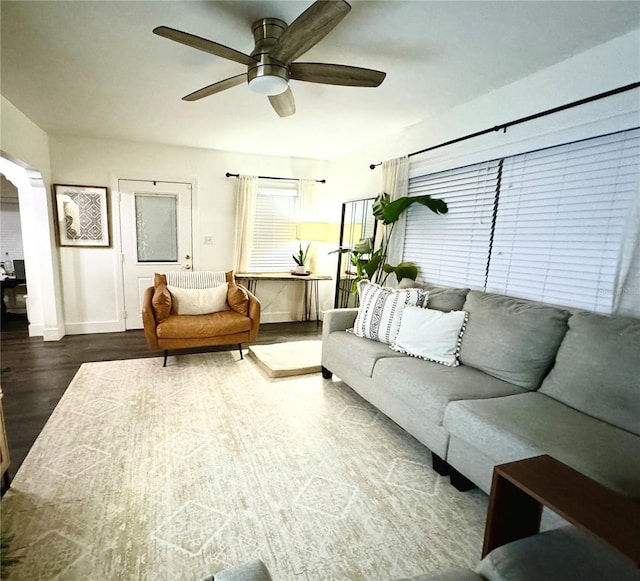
[118,179,192,329]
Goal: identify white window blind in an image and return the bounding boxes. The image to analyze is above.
[402,127,639,314]
[248,181,299,272]
[486,129,640,313]
[403,160,500,289]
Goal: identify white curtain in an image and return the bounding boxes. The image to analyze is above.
[613,186,640,316]
[297,179,321,222]
[233,175,257,273]
[381,156,409,271]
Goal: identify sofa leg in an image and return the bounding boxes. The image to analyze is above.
[449,467,476,492]
[431,453,450,476]
[163,350,168,367]
[238,344,244,360]
[321,365,332,379]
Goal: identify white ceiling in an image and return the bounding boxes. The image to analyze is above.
[2,1,638,160]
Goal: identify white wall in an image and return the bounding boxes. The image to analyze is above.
[0,95,65,339]
[49,136,337,330]
[330,30,640,202]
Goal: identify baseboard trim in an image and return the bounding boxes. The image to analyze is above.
[64,320,124,335]
[260,312,305,324]
[28,323,43,337]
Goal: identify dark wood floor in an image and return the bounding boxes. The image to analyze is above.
[0,313,322,480]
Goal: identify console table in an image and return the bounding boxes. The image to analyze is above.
[236,273,332,325]
[483,454,640,567]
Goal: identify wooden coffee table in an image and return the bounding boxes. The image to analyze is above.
[483,454,640,567]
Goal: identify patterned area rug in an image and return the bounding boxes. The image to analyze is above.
[248,340,322,377]
[2,352,487,581]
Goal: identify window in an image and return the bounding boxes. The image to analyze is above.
[248,180,299,272]
[403,128,640,313]
[404,160,499,289]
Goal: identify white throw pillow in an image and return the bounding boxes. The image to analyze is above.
[350,280,428,344]
[391,306,468,367]
[167,283,230,315]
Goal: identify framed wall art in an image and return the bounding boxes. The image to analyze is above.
[53,184,111,247]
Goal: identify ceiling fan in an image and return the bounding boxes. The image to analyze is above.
[153,0,386,117]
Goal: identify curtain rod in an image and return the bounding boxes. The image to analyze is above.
[225,172,326,184]
[369,81,640,169]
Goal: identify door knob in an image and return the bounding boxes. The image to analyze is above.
[185,254,191,260]
[183,264,192,270]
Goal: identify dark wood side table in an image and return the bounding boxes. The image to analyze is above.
[483,454,640,567]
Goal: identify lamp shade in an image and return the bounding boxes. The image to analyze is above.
[297,222,332,242]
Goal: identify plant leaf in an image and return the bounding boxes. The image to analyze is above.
[392,262,418,282]
[353,238,373,254]
[372,192,390,221]
[363,251,382,280]
[382,195,448,224]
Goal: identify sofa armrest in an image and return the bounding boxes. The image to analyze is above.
[322,308,358,340]
[141,286,160,350]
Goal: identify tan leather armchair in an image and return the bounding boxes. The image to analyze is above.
[142,274,260,366]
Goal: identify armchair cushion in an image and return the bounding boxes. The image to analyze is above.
[157,310,252,339]
[151,284,172,322]
[228,283,250,316]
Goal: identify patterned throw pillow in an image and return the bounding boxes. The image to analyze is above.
[350,280,428,344]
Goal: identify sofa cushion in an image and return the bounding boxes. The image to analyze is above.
[539,311,640,436]
[443,392,640,497]
[390,307,467,367]
[372,357,526,427]
[204,559,273,581]
[427,287,470,312]
[324,330,406,377]
[459,291,570,390]
[351,280,428,344]
[157,310,251,339]
[397,280,469,312]
[151,283,172,321]
[476,526,640,581]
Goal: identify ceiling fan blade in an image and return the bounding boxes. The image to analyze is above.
[269,0,351,64]
[289,62,386,87]
[153,26,256,66]
[182,74,247,101]
[268,87,296,117]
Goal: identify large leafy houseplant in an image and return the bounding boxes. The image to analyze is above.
[335,192,448,291]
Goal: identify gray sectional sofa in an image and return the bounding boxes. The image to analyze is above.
[209,526,640,580]
[321,285,640,499]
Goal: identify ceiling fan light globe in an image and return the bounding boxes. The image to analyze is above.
[248,74,289,96]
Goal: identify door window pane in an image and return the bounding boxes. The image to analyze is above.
[135,194,178,262]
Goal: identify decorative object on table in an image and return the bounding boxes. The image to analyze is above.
[52,184,111,247]
[292,241,310,275]
[333,192,448,292]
